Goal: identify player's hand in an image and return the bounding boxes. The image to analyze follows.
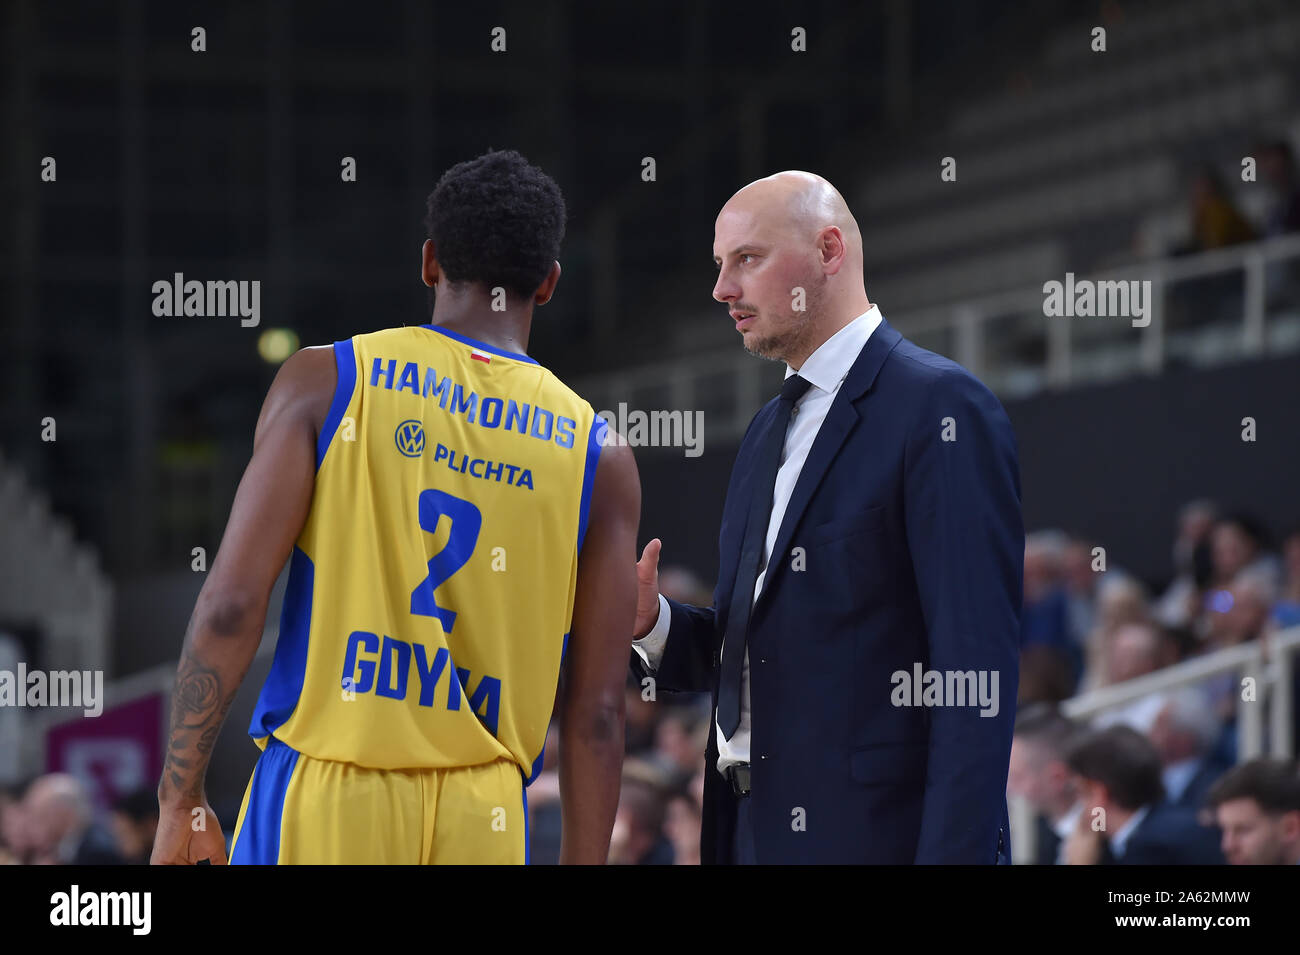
[633,538,662,639]
[151,798,228,865]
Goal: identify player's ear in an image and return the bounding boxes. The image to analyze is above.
[534,260,562,306]
[421,239,440,288]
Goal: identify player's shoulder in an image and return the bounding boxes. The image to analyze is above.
[887,336,999,404]
[269,344,340,425]
[531,360,597,414]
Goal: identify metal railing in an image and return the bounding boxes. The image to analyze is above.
[1010,625,1300,864]
[574,232,1300,442]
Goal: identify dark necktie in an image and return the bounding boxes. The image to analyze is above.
[717,373,813,740]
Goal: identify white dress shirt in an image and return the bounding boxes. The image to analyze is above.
[633,305,883,774]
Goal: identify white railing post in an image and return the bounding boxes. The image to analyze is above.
[1141,262,1165,374]
[1270,629,1300,758]
[1237,645,1267,761]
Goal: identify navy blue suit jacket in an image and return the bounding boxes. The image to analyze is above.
[635,317,1024,863]
[1105,802,1225,865]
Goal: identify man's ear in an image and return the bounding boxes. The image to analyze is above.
[534,260,562,305]
[421,239,440,288]
[1281,809,1300,841]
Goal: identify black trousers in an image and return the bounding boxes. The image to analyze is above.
[729,792,757,865]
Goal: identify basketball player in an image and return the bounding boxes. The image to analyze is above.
[151,149,640,864]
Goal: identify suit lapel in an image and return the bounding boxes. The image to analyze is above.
[756,318,902,606]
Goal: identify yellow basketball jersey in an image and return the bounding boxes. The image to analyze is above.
[248,324,605,780]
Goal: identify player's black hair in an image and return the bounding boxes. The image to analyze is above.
[1065,725,1165,811]
[423,148,566,302]
[1206,758,1300,813]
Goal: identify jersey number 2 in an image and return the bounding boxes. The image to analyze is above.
[410,489,482,633]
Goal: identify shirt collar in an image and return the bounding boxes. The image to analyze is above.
[1110,804,1151,858]
[784,305,883,395]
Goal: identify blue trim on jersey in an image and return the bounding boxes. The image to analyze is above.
[248,547,314,739]
[524,632,571,787]
[230,736,299,865]
[576,416,607,555]
[420,324,539,364]
[317,339,357,469]
[521,773,530,865]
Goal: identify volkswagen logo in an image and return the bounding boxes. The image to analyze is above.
[395,420,425,457]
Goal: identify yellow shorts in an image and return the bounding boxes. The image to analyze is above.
[229,736,529,864]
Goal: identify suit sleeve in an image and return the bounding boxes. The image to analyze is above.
[628,598,717,694]
[903,369,1024,864]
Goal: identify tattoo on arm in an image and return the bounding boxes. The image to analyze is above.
[160,631,243,804]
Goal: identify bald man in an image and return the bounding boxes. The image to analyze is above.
[630,172,1024,864]
[24,773,125,865]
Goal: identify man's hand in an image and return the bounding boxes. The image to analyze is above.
[1063,811,1105,865]
[151,799,228,865]
[633,538,662,638]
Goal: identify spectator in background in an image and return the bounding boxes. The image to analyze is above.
[664,787,703,866]
[652,706,709,782]
[1018,645,1076,705]
[23,774,124,865]
[0,780,32,865]
[1146,687,1231,813]
[1062,725,1223,865]
[1203,571,1274,651]
[110,789,160,866]
[1079,576,1151,693]
[1208,758,1300,865]
[624,680,660,753]
[1209,514,1278,593]
[1180,166,1257,254]
[1269,528,1300,631]
[1199,570,1275,768]
[1022,531,1077,688]
[1168,166,1257,334]
[1007,705,1082,865]
[1092,622,1178,733]
[608,773,674,865]
[1061,537,1102,650]
[1156,500,1219,631]
[1256,140,1300,237]
[1256,139,1300,307]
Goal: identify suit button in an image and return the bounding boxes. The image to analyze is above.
[760,755,768,760]
[760,658,766,663]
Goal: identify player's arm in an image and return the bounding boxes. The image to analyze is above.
[558,435,640,865]
[152,345,335,864]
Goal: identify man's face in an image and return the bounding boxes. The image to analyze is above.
[712,205,820,363]
[1212,524,1254,582]
[1216,798,1289,865]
